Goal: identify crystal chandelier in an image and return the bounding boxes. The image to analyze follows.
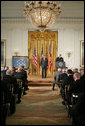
[24,1,61,31]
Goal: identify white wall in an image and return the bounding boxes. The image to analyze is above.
[1,19,84,70]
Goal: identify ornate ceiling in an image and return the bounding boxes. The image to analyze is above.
[1,1,84,19]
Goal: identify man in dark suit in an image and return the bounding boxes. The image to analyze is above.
[71,92,84,125]
[62,69,74,105]
[40,54,48,78]
[2,66,9,79]
[55,54,64,62]
[20,65,29,91]
[15,68,27,96]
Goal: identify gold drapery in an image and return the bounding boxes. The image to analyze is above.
[28,31,58,76]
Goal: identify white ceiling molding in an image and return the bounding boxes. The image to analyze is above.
[1,18,84,25]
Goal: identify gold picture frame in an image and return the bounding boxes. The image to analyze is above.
[1,39,6,67]
[80,40,84,67]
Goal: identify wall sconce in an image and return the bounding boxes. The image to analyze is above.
[67,51,71,58]
[14,49,19,56]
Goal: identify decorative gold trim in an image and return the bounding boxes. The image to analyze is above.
[1,39,6,67]
[80,40,84,67]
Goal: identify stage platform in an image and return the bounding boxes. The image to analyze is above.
[28,75,54,86]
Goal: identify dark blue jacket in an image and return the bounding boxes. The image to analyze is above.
[40,58,48,68]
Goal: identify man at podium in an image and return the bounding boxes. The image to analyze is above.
[55,54,64,62]
[55,54,66,69]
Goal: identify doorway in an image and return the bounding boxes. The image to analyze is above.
[28,31,58,76]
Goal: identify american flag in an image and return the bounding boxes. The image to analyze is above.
[33,47,37,67]
[49,44,52,71]
[41,44,43,56]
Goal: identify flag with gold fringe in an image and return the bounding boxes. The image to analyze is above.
[49,44,52,71]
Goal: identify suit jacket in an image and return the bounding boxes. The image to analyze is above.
[40,58,48,68]
[62,75,74,89]
[3,75,18,93]
[56,57,64,62]
[21,69,27,82]
[58,73,67,82]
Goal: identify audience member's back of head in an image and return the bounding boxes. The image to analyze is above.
[80,67,84,76]
[67,69,73,75]
[17,68,22,72]
[5,66,9,70]
[73,68,78,73]
[73,72,80,81]
[6,69,12,76]
[62,69,66,73]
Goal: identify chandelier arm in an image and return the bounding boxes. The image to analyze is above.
[31,14,40,27]
[45,11,53,27]
[40,6,42,26]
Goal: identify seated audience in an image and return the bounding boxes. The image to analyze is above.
[11,67,17,77]
[73,68,78,74]
[15,68,27,95]
[2,66,9,79]
[1,79,8,125]
[20,65,29,90]
[2,69,17,114]
[79,67,84,92]
[58,69,68,97]
[69,72,81,95]
[62,69,74,105]
[71,92,84,125]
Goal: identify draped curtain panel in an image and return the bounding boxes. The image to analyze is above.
[28,31,58,76]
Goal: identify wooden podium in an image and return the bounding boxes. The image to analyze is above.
[55,61,66,69]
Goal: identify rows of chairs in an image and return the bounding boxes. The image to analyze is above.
[1,78,26,125]
[59,81,84,125]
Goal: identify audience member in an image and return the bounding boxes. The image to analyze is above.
[58,69,68,97]
[71,92,84,125]
[11,67,17,77]
[62,69,74,105]
[73,68,78,73]
[15,68,27,96]
[68,72,81,97]
[20,65,29,90]
[3,69,17,114]
[52,68,62,90]
[2,66,9,79]
[79,67,84,92]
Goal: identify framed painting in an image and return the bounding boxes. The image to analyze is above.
[1,40,6,67]
[80,40,84,67]
[12,56,28,69]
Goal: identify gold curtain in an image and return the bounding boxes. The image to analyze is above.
[28,31,58,76]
